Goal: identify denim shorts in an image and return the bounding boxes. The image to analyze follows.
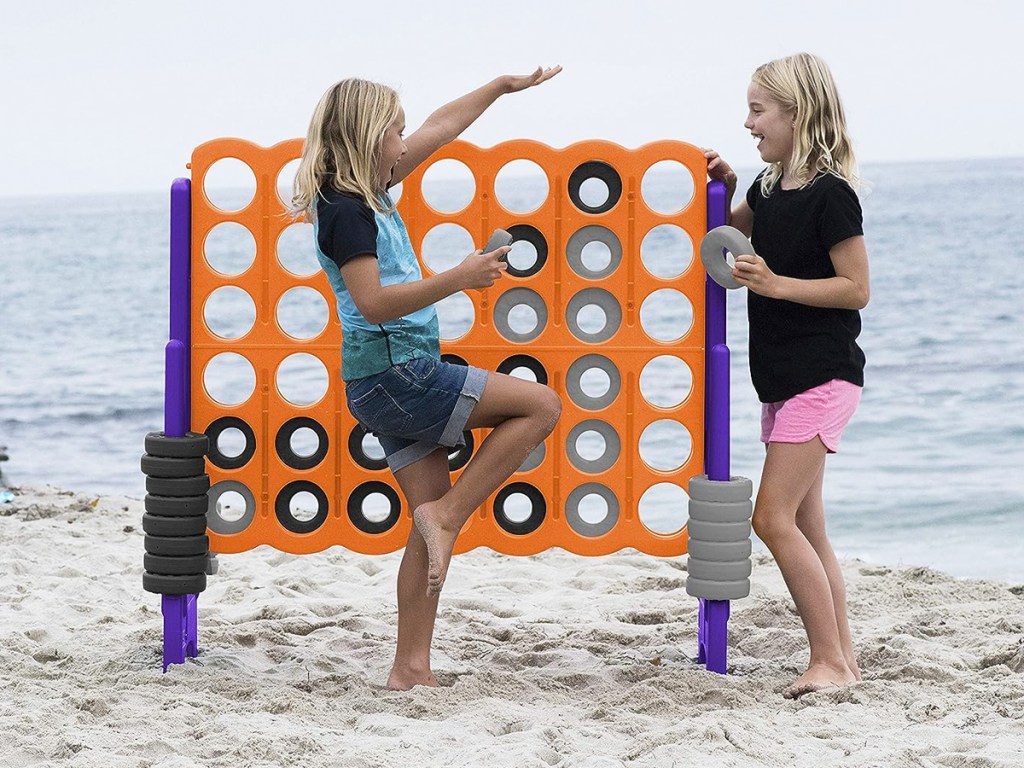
[345,357,489,472]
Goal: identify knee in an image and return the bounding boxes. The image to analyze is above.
[751,507,785,547]
[536,386,562,435]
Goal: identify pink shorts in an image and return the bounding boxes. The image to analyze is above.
[760,379,861,453]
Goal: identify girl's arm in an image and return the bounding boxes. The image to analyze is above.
[340,247,509,326]
[703,148,752,235]
[733,235,870,310]
[393,66,561,186]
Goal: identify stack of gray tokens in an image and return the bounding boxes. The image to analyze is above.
[141,432,211,596]
[685,475,753,600]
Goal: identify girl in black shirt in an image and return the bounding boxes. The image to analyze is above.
[705,53,870,699]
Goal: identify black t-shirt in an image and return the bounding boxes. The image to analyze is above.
[315,188,378,268]
[744,172,866,403]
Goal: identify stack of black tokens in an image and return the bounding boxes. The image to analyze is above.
[141,432,211,596]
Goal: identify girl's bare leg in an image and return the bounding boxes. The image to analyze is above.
[386,448,452,690]
[751,438,857,698]
[412,373,561,596]
[795,461,860,680]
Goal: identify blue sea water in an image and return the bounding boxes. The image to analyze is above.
[1,158,1022,582]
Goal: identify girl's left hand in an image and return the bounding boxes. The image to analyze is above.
[504,66,563,93]
[733,253,779,297]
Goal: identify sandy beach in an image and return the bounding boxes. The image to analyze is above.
[1,485,1022,767]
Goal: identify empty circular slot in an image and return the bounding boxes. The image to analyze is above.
[494,159,549,213]
[277,222,318,277]
[641,160,695,214]
[436,291,474,341]
[203,353,256,407]
[640,356,693,408]
[421,223,475,275]
[639,289,694,342]
[565,483,619,537]
[566,420,620,473]
[276,481,329,534]
[641,224,694,279]
[494,288,547,343]
[347,481,401,534]
[204,222,256,276]
[639,420,693,472]
[420,159,475,213]
[203,158,256,212]
[348,425,387,471]
[566,289,621,343]
[276,353,329,406]
[276,158,301,207]
[638,482,688,535]
[277,286,329,340]
[566,354,620,411]
[566,226,621,279]
[203,287,256,340]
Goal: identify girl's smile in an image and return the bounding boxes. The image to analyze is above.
[745,82,795,168]
[378,106,408,188]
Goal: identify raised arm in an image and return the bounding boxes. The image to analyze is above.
[392,66,562,185]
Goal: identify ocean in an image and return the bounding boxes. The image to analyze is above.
[2,158,1022,582]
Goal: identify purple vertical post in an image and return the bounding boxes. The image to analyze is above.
[161,178,199,672]
[699,180,731,674]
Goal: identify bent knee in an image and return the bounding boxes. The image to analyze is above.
[537,387,562,433]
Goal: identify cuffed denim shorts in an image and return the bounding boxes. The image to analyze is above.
[345,357,489,472]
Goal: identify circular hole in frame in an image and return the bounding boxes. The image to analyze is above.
[203,353,256,407]
[421,223,475,275]
[638,482,688,535]
[641,160,696,214]
[436,291,475,341]
[277,222,318,277]
[566,226,622,280]
[640,224,695,279]
[639,289,694,343]
[203,158,256,212]
[205,417,256,470]
[276,353,329,406]
[276,158,301,207]
[494,159,549,213]
[276,417,328,470]
[493,483,546,535]
[639,420,693,472]
[420,159,476,213]
[565,483,619,537]
[640,356,694,408]
[566,419,620,474]
[204,222,256,276]
[207,480,257,534]
[215,489,247,523]
[348,425,387,471]
[290,491,320,523]
[203,286,256,340]
[497,355,548,386]
[276,286,329,340]
[348,481,401,534]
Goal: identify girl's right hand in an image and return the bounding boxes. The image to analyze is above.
[703,148,737,194]
[459,246,510,289]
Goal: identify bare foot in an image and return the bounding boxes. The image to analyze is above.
[782,662,857,699]
[386,666,439,691]
[412,501,459,597]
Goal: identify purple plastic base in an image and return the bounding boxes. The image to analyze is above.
[161,594,199,672]
[697,598,731,674]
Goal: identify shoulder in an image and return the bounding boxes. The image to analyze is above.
[745,169,769,208]
[317,188,376,227]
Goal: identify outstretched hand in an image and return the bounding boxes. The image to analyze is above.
[460,246,510,290]
[504,66,562,93]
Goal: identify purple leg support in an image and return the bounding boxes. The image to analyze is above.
[161,178,199,673]
[698,180,732,673]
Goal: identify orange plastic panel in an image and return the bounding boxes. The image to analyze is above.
[189,138,706,557]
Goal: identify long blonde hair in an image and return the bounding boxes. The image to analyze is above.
[753,53,860,195]
[291,78,401,218]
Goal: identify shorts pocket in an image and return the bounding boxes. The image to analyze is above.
[397,357,437,383]
[348,384,413,436]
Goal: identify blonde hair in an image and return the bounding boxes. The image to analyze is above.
[291,78,401,218]
[752,53,860,195]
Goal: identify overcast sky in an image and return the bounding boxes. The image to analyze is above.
[2,0,1021,198]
